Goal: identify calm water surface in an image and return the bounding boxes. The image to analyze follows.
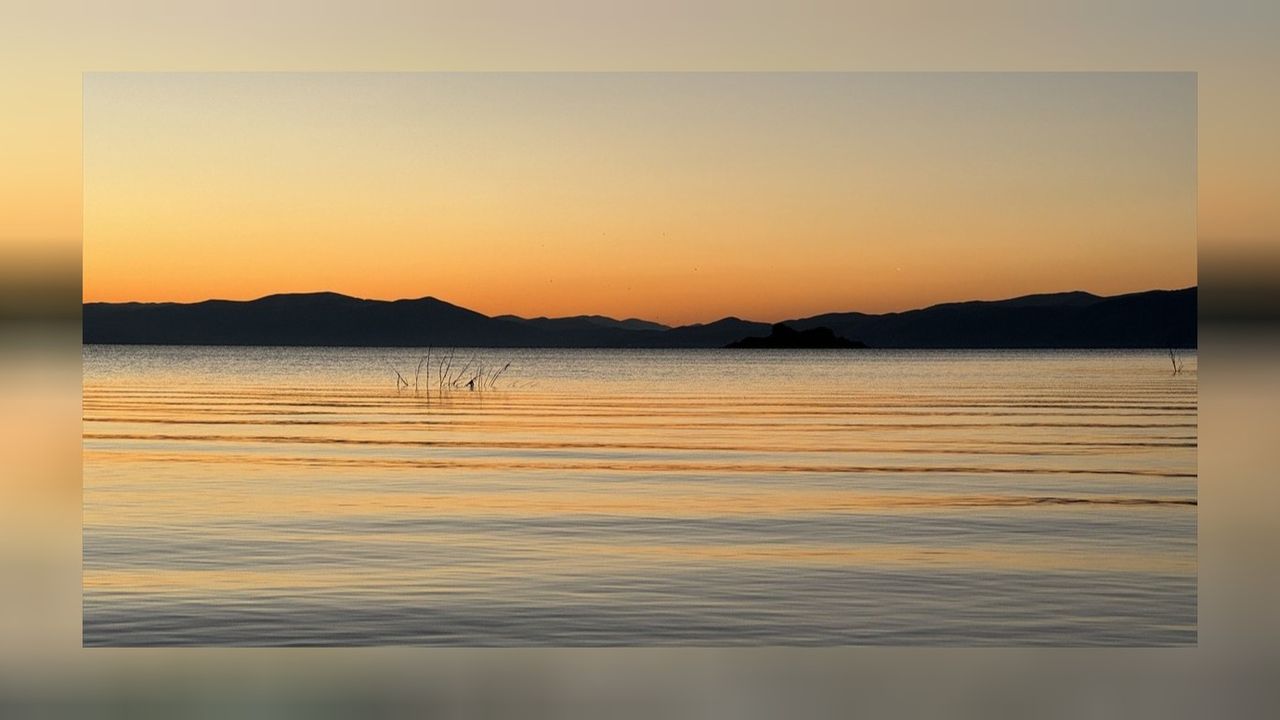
[83,347,1196,645]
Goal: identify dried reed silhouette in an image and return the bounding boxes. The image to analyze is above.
[391,349,514,396]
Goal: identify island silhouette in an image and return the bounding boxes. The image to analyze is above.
[83,286,1196,348]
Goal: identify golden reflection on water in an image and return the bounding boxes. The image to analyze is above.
[84,485,1194,525]
[85,545,1194,594]
[83,347,1197,645]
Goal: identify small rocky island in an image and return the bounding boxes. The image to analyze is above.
[725,323,867,349]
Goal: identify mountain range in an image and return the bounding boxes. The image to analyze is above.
[83,286,1196,348]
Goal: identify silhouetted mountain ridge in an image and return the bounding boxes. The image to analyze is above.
[726,323,867,349]
[83,287,1196,348]
[787,288,1195,348]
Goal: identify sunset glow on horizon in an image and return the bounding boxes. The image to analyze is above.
[84,73,1196,325]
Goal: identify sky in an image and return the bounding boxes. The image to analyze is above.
[4,2,1278,268]
[82,72,1194,324]
[3,2,1278,323]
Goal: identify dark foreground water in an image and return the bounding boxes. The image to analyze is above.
[83,347,1196,645]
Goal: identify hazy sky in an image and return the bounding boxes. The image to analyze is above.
[6,2,1279,291]
[83,72,1193,324]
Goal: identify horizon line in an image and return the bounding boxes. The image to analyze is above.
[81,284,1198,328]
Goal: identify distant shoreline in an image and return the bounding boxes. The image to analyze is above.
[83,286,1197,349]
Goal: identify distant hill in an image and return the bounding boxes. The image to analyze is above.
[489,314,668,346]
[787,288,1196,348]
[643,317,771,348]
[726,323,867,349]
[508,315,670,333]
[83,287,1196,348]
[86,292,544,347]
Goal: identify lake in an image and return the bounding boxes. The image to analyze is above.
[82,346,1196,645]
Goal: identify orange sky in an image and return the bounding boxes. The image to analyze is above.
[83,73,1196,325]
